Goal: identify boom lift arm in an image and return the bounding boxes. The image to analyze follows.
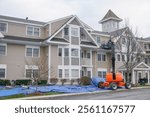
[99,37,132,90]
[101,37,116,80]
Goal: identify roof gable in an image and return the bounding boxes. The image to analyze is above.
[50,15,73,35]
[100,10,122,23]
[46,15,99,47]
[134,62,150,69]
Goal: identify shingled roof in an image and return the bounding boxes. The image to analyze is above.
[100,9,122,23]
[0,15,46,25]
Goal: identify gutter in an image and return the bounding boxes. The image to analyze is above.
[0,39,46,46]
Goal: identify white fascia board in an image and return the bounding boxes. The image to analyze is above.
[47,15,74,23]
[48,41,69,45]
[80,44,98,49]
[91,33,110,37]
[0,39,43,46]
[0,32,4,38]
[99,17,122,23]
[134,62,150,69]
[46,16,75,43]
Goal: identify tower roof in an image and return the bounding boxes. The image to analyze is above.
[100,9,122,23]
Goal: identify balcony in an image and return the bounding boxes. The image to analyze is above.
[81,58,92,67]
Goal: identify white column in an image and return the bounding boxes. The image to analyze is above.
[132,70,135,84]
[48,45,51,84]
[148,70,150,84]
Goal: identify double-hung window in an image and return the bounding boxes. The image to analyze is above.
[71,49,79,57]
[64,27,69,36]
[59,69,62,78]
[97,54,106,61]
[0,65,6,79]
[96,36,101,44]
[71,27,79,37]
[27,26,40,37]
[0,22,7,33]
[26,46,40,57]
[64,48,69,57]
[0,44,6,56]
[25,65,38,78]
[98,71,106,78]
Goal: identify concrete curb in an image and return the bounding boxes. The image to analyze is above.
[13,86,150,100]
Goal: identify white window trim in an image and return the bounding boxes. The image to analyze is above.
[26,26,41,37]
[97,68,107,78]
[58,66,80,79]
[25,45,40,58]
[96,36,101,44]
[0,43,7,56]
[0,64,7,79]
[97,53,107,62]
[71,48,79,57]
[71,69,80,78]
[25,65,38,78]
[70,25,80,37]
[0,22,8,33]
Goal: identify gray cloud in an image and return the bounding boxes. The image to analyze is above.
[0,0,149,37]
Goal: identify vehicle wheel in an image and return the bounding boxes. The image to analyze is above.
[110,82,117,90]
[125,82,132,89]
[98,82,104,88]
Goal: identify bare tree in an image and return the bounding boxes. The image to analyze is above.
[25,56,49,92]
[114,26,145,82]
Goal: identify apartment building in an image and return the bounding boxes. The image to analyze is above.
[0,10,149,84]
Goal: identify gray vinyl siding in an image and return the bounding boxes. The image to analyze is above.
[71,58,79,65]
[0,44,47,80]
[71,36,79,45]
[50,45,58,78]
[64,57,69,65]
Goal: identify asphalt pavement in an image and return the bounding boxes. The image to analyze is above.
[17,87,150,100]
[50,88,150,100]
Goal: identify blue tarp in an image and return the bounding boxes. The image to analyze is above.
[0,85,106,97]
[0,87,35,97]
[29,85,104,93]
[91,77,105,87]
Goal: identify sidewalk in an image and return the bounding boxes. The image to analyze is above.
[14,86,150,100]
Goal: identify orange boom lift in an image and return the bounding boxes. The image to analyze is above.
[98,38,131,90]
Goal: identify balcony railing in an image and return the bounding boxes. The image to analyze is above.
[81,58,92,66]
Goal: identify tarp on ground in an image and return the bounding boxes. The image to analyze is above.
[29,85,104,93]
[91,77,105,87]
[0,85,106,97]
[0,87,35,97]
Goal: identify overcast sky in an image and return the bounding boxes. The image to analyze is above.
[0,0,150,37]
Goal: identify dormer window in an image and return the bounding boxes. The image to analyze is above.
[0,22,7,33]
[96,36,101,44]
[27,26,40,37]
[122,38,126,45]
[71,27,79,37]
[64,27,69,36]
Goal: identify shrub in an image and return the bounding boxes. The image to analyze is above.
[0,79,11,86]
[50,78,58,85]
[38,80,47,85]
[76,78,81,85]
[70,79,75,85]
[60,79,67,85]
[80,76,91,85]
[15,79,32,86]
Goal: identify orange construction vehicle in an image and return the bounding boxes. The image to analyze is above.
[98,38,131,90]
